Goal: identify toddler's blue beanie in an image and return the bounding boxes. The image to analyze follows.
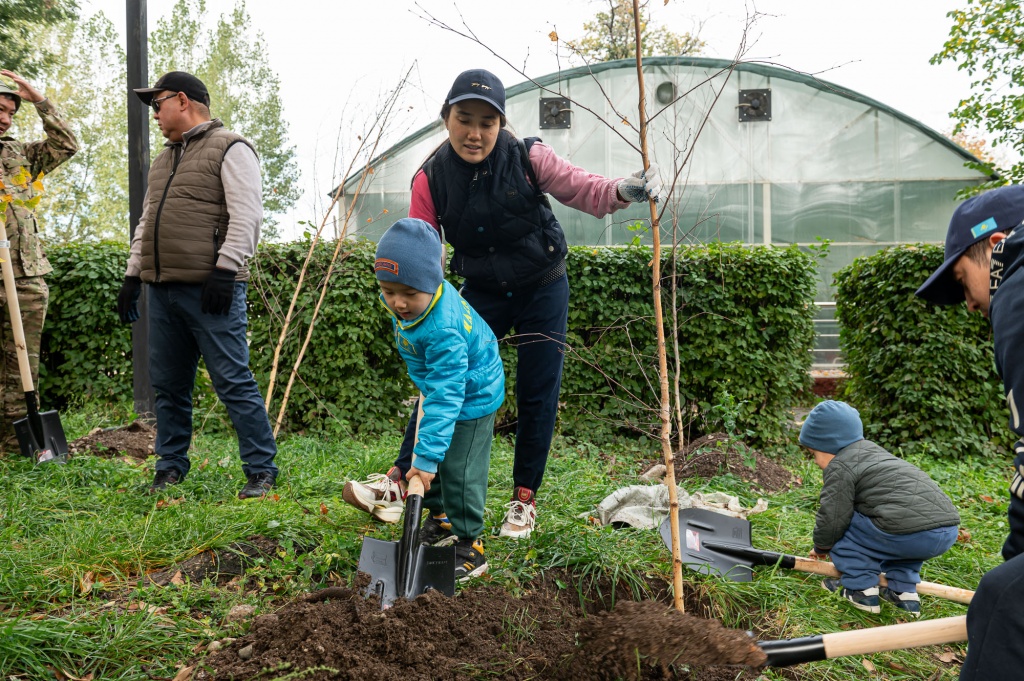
[374,218,444,294]
[799,400,864,454]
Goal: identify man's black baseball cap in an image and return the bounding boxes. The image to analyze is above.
[916,185,1024,305]
[134,71,210,108]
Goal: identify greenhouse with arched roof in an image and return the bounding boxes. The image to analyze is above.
[337,57,990,367]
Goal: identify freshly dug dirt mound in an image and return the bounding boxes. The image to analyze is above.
[670,433,797,493]
[195,579,768,681]
[579,600,767,678]
[68,420,155,460]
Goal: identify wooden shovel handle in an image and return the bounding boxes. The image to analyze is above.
[404,394,427,498]
[790,557,974,604]
[0,221,34,392]
[822,615,967,659]
[407,475,424,498]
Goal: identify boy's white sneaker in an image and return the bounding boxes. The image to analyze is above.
[342,466,405,523]
[499,487,536,539]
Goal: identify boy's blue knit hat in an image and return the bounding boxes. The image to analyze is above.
[799,400,864,454]
[374,218,444,294]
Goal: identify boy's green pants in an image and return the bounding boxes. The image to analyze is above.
[422,410,496,541]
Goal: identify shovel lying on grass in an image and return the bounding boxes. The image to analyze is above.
[0,221,67,464]
[660,507,974,604]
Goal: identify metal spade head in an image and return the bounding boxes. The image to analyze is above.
[659,507,755,582]
[14,409,68,464]
[356,491,456,608]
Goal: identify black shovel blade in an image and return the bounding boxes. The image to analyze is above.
[659,507,755,582]
[358,537,400,606]
[356,537,456,607]
[408,543,456,598]
[14,410,68,464]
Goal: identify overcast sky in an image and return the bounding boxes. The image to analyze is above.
[81,0,974,238]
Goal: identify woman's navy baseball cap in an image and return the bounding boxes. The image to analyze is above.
[916,185,1024,305]
[445,69,505,116]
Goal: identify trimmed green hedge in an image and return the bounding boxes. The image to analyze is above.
[40,241,134,405]
[834,244,1010,458]
[40,239,818,445]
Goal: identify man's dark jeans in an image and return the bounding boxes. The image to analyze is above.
[148,282,277,479]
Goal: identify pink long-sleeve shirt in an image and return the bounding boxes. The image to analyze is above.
[408,140,630,231]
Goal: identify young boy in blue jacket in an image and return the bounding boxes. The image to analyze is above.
[367,217,504,580]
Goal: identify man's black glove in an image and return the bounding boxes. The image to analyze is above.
[117,276,142,324]
[201,268,237,315]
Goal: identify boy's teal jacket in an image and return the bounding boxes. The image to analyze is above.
[381,280,504,474]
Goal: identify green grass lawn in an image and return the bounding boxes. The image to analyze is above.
[0,403,1008,679]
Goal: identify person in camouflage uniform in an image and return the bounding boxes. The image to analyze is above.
[0,70,78,450]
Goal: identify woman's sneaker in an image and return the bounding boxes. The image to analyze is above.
[420,513,456,546]
[822,578,880,613]
[880,586,921,617]
[499,487,536,539]
[455,538,487,581]
[342,466,405,523]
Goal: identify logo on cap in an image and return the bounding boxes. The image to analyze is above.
[971,217,999,239]
[374,258,399,275]
[472,82,492,90]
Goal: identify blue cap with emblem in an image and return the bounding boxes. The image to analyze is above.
[916,185,1024,305]
[445,69,506,116]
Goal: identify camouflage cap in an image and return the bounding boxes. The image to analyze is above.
[0,82,21,113]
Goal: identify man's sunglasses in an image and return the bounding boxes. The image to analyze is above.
[151,93,180,113]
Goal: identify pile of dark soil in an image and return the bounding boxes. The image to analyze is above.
[68,420,155,460]
[194,578,770,681]
[669,433,797,493]
[580,600,767,678]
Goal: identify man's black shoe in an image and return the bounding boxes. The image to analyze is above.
[239,471,276,500]
[148,469,181,494]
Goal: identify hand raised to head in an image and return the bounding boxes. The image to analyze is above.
[0,70,43,103]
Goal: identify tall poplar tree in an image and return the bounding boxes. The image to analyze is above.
[26,13,129,243]
[150,0,299,238]
[0,0,78,77]
[571,0,703,62]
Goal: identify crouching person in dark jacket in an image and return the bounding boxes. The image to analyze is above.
[800,400,960,617]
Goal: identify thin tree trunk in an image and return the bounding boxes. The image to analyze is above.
[632,0,684,614]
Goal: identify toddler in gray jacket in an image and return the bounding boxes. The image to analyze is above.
[801,400,960,616]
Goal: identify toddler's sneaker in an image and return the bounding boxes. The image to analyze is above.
[880,586,921,617]
[455,538,487,581]
[822,578,880,613]
[342,466,405,523]
[499,487,536,539]
[420,513,456,546]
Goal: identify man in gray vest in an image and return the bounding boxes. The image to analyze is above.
[116,71,277,499]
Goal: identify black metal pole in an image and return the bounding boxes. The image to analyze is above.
[126,0,154,420]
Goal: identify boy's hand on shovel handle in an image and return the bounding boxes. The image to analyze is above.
[809,548,830,560]
[406,469,434,494]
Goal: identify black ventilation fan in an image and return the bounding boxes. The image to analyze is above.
[738,89,771,122]
[539,97,571,129]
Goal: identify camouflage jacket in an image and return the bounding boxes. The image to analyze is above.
[0,98,79,278]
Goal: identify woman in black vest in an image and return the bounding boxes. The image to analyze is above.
[343,69,661,540]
